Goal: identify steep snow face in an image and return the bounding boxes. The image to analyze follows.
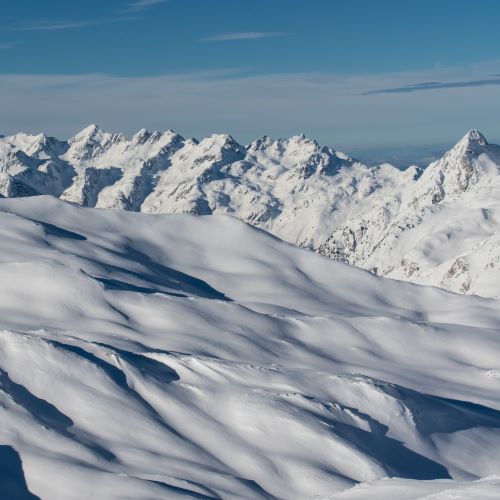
[2,196,500,499]
[319,130,500,297]
[412,129,496,204]
[0,133,74,197]
[62,125,186,211]
[3,127,500,297]
[142,134,246,215]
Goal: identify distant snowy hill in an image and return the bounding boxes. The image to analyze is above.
[2,126,500,297]
[2,196,500,499]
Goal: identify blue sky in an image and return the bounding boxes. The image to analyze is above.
[2,0,500,163]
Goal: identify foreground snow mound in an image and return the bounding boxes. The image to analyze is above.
[1,196,500,499]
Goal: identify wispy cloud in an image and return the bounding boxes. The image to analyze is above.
[0,42,18,49]
[14,18,129,32]
[362,78,500,95]
[121,0,169,13]
[201,32,285,42]
[15,0,168,31]
[1,62,500,150]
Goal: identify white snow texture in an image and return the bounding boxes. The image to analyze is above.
[2,126,500,498]
[3,126,500,297]
[1,196,500,498]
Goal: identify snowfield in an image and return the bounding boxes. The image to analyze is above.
[3,126,500,298]
[1,196,500,499]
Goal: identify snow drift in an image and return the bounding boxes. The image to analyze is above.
[1,196,500,498]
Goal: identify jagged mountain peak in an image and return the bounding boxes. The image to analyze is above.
[288,132,315,144]
[413,129,496,202]
[126,129,185,148]
[440,128,489,162]
[246,135,274,151]
[1,131,67,159]
[457,128,488,149]
[132,128,151,144]
[246,133,352,175]
[31,132,68,155]
[70,123,104,142]
[420,130,489,168]
[203,133,243,149]
[3,126,500,298]
[193,134,246,162]
[159,128,182,140]
[67,125,179,163]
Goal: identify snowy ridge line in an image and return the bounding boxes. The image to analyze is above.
[2,126,500,297]
[2,196,500,498]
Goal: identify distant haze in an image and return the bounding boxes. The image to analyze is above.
[1,1,500,157]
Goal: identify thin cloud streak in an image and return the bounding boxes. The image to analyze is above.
[1,63,500,150]
[201,32,285,42]
[121,0,169,13]
[14,18,132,32]
[363,78,500,95]
[13,0,168,32]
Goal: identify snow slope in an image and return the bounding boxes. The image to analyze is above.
[2,126,500,298]
[320,130,500,298]
[1,196,500,499]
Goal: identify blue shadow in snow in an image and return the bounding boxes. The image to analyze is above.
[0,445,40,500]
[0,368,114,462]
[296,378,500,482]
[27,218,87,241]
[85,243,231,301]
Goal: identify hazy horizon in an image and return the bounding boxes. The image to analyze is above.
[2,0,500,163]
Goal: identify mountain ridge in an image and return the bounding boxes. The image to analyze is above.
[2,126,500,297]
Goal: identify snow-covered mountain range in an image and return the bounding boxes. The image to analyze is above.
[2,196,500,499]
[2,126,500,297]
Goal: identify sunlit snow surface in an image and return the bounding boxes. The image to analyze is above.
[1,196,500,499]
[4,127,500,298]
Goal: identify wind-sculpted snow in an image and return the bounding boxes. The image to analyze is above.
[1,196,500,498]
